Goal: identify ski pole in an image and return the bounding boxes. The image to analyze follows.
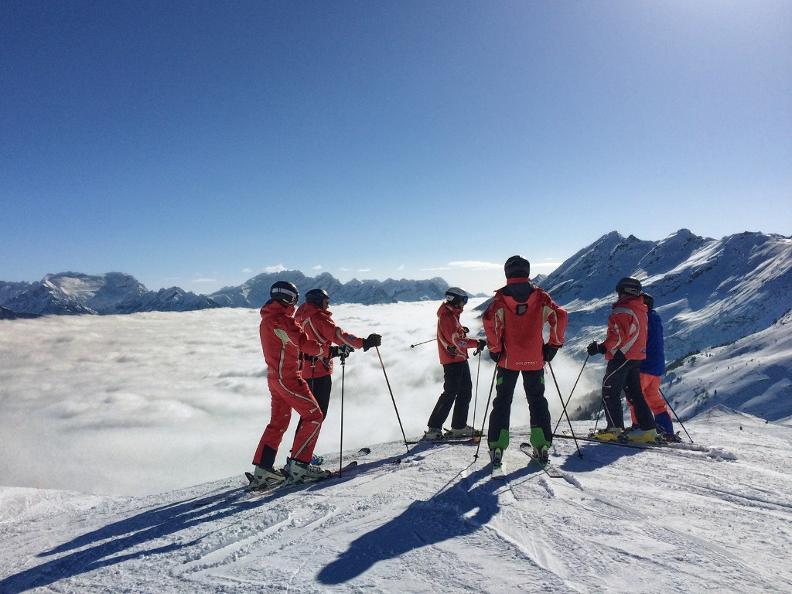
[548,362,582,458]
[473,362,499,460]
[552,354,589,434]
[471,350,482,431]
[374,346,410,453]
[410,338,435,349]
[659,387,694,443]
[339,350,347,475]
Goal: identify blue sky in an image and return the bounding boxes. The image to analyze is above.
[2,1,790,294]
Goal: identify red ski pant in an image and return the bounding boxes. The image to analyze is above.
[253,374,324,465]
[628,373,668,425]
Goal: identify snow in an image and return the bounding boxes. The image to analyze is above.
[1,410,791,592]
[664,310,792,421]
[2,300,792,591]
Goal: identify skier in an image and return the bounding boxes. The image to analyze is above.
[249,281,331,489]
[483,256,568,474]
[586,277,657,442]
[295,288,382,461]
[423,287,487,440]
[627,293,676,438]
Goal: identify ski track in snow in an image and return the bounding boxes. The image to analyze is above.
[2,410,792,593]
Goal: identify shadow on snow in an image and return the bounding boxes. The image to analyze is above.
[0,450,413,593]
[317,462,539,585]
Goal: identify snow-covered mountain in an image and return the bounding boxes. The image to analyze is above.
[1,272,219,315]
[0,271,450,315]
[664,308,792,422]
[1,409,790,593]
[209,270,449,307]
[509,229,792,362]
[0,305,38,320]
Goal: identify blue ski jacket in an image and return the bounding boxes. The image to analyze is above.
[640,309,665,376]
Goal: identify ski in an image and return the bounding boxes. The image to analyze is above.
[405,436,479,446]
[553,432,709,453]
[245,460,359,494]
[518,443,565,478]
[491,464,505,480]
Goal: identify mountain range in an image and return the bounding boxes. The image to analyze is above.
[0,271,450,316]
[540,229,792,362]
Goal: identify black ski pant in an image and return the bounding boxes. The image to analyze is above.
[602,355,656,430]
[295,374,332,438]
[487,368,551,450]
[427,361,472,430]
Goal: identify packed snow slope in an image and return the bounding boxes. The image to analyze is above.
[2,408,791,593]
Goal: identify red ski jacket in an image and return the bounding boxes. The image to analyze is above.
[294,302,365,378]
[260,300,325,380]
[436,303,479,365]
[482,278,568,371]
[602,294,647,360]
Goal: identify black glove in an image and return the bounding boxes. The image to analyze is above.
[462,326,470,334]
[362,333,382,351]
[587,341,606,356]
[489,350,501,362]
[473,339,487,356]
[446,345,458,356]
[543,344,559,362]
[330,344,354,358]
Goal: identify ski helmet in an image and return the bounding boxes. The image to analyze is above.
[305,288,329,307]
[270,281,299,305]
[615,277,642,296]
[445,287,468,307]
[504,255,530,279]
[642,292,654,310]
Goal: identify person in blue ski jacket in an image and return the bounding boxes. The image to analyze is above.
[628,293,675,436]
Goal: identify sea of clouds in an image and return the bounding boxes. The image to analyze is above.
[0,299,598,496]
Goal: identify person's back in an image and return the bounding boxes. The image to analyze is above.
[483,256,568,473]
[485,279,567,371]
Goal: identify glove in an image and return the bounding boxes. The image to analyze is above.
[543,344,559,362]
[330,344,354,358]
[462,326,470,334]
[446,345,458,356]
[587,341,606,356]
[473,339,487,356]
[362,333,382,352]
[489,351,501,362]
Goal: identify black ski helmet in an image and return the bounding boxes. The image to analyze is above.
[305,288,329,307]
[444,286,468,307]
[615,277,642,296]
[642,292,655,310]
[504,255,530,279]
[270,281,299,305]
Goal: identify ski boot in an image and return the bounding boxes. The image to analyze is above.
[659,431,682,443]
[620,427,658,443]
[444,425,481,439]
[532,445,550,465]
[590,427,624,442]
[248,465,286,491]
[529,427,550,465]
[285,458,332,484]
[423,427,443,441]
[310,454,325,465]
[489,447,504,478]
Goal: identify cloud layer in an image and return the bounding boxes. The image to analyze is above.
[0,300,596,496]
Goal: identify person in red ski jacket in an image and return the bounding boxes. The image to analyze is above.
[587,277,657,442]
[249,281,331,489]
[423,287,486,440]
[482,256,568,470]
[294,288,382,457]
